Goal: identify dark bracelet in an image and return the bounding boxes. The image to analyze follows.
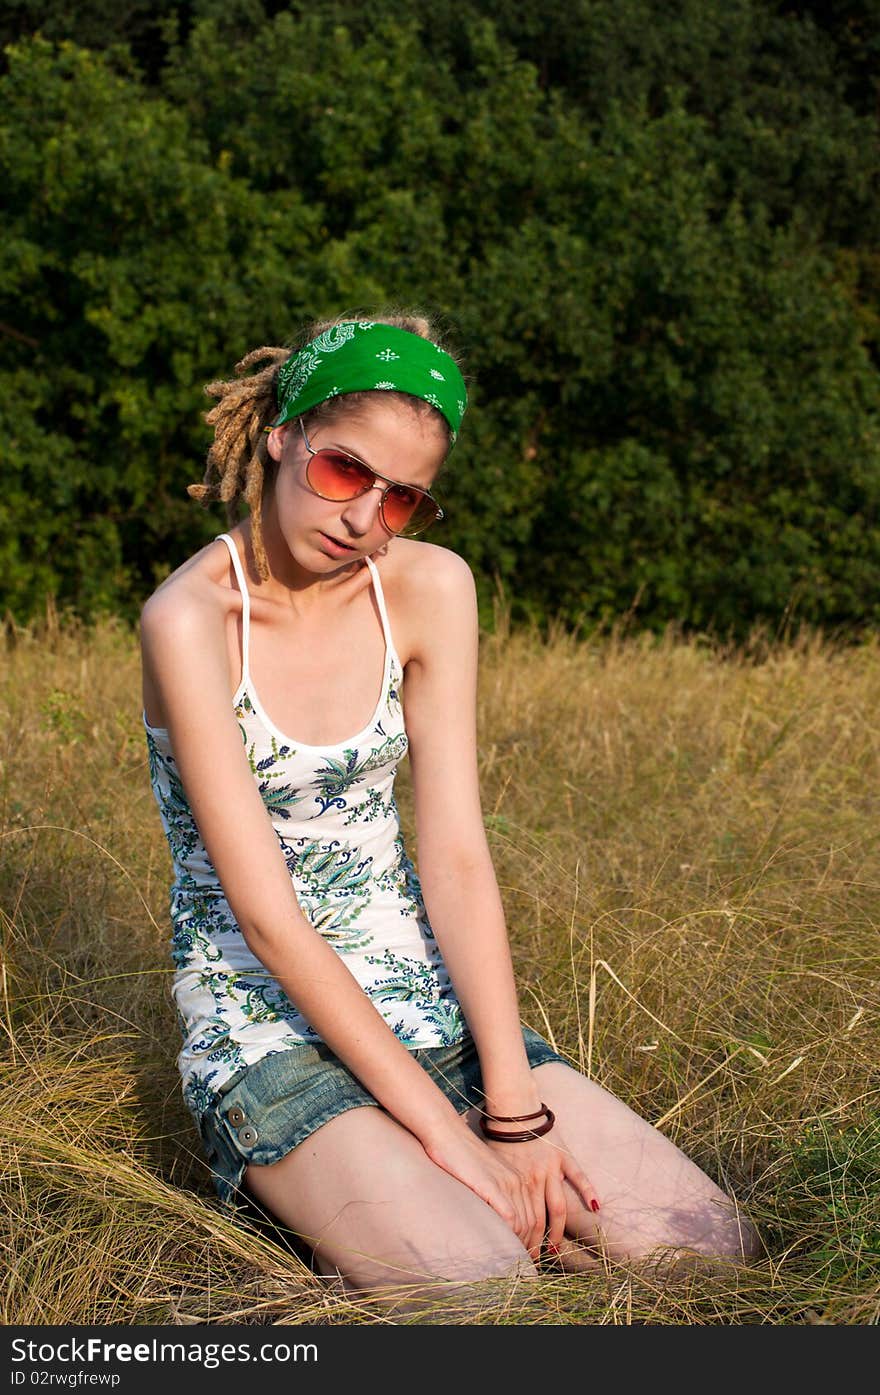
[483,1103,551,1123]
[479,1108,556,1143]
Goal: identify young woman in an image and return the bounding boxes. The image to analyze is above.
[141,313,757,1305]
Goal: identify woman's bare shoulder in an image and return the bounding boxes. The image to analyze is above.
[375,539,476,664]
[141,535,240,635]
[378,537,473,593]
[140,536,242,726]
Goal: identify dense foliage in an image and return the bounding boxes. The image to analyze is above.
[2,0,879,633]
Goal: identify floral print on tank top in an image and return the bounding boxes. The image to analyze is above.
[144,535,466,1123]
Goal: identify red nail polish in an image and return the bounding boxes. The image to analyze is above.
[591,1199,601,1213]
[547,1242,560,1254]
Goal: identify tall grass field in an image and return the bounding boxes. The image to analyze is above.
[2,606,878,1324]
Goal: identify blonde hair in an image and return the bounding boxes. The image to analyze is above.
[187,311,458,580]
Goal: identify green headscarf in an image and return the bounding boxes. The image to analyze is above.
[273,321,467,441]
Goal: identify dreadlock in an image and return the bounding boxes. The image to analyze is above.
[187,345,288,582]
[187,312,458,581]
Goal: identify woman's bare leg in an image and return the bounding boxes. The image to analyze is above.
[244,1104,537,1313]
[244,1064,756,1308]
[462,1061,758,1272]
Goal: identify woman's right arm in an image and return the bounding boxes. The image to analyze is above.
[140,587,538,1243]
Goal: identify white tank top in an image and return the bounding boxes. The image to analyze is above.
[143,533,466,1120]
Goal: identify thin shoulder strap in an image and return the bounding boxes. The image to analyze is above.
[215,533,251,688]
[363,554,396,659]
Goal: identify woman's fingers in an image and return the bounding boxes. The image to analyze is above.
[479,1174,524,1235]
[480,1165,534,1243]
[493,1162,549,1256]
[564,1157,601,1217]
[500,1175,538,1250]
[544,1172,568,1252]
[494,1164,544,1253]
[521,1187,545,1258]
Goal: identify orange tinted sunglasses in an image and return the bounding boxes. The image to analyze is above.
[298,420,444,537]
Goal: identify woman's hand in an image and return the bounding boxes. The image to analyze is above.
[483,1128,599,1258]
[420,1119,549,1248]
[420,1118,599,1258]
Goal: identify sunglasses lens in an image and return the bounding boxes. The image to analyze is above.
[381,486,437,536]
[307,449,374,500]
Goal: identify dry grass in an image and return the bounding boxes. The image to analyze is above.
[1,601,878,1325]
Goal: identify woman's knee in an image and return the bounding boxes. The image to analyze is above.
[603,1194,760,1270]
[320,1238,539,1319]
[246,1106,538,1297]
[313,1211,537,1294]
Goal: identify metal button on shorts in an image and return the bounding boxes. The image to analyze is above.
[226,1106,246,1126]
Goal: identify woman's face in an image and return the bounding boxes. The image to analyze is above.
[263,397,448,576]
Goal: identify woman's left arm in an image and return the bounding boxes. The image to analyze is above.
[404,549,537,1112]
[403,549,597,1250]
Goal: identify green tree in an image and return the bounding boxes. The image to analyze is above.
[0,37,319,616]
[2,14,879,635]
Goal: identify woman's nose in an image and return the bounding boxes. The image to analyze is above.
[340,485,385,534]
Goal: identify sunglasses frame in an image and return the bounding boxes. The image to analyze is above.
[296,419,444,538]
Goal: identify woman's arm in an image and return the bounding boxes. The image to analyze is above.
[140,580,536,1237]
[403,549,542,1116]
[404,550,599,1250]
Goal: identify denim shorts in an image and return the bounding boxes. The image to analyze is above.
[196,1025,566,1208]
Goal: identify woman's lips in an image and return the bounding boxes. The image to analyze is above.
[319,532,357,556]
